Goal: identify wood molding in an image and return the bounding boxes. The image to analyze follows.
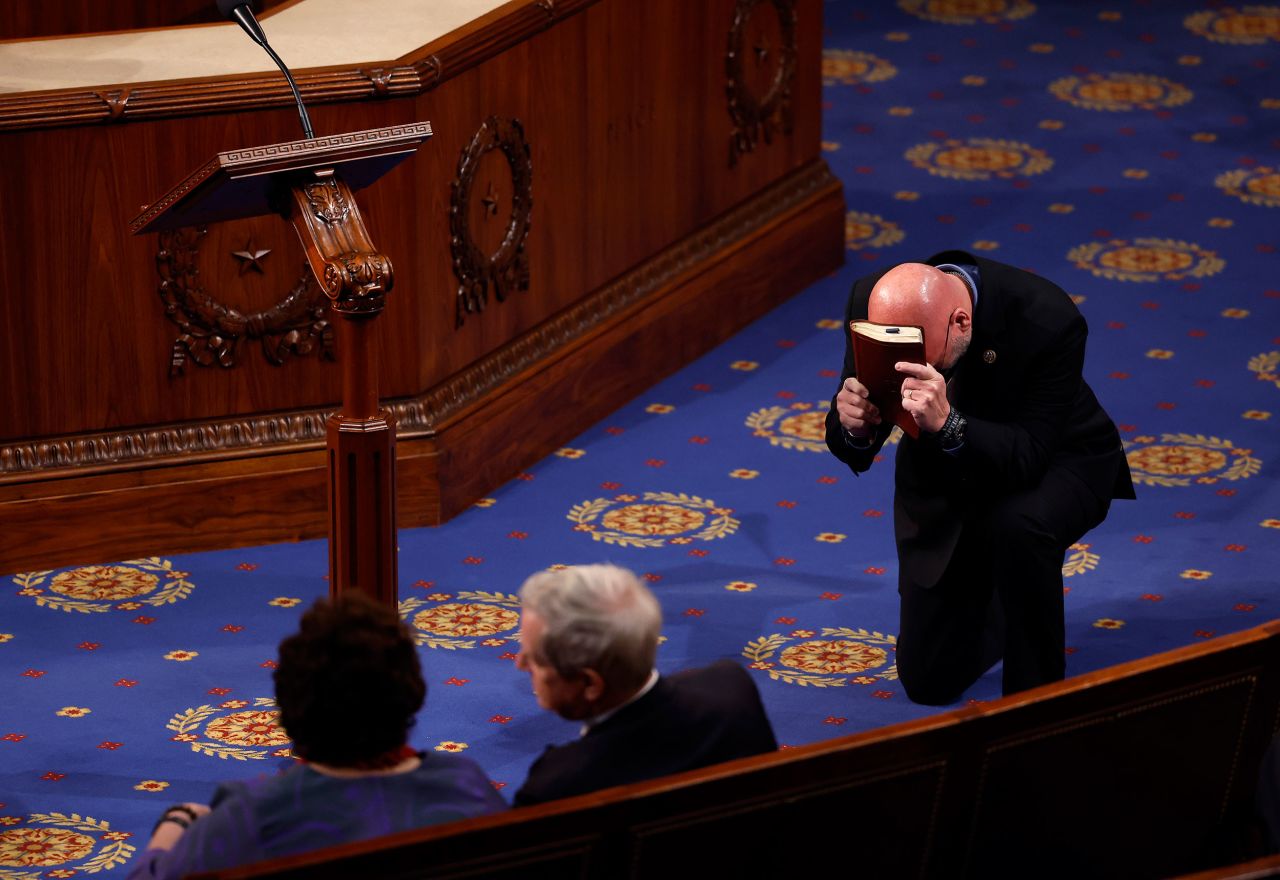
[0,160,837,482]
[0,0,601,132]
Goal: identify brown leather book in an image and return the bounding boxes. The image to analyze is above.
[850,321,926,439]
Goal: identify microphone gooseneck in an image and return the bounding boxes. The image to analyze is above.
[216,0,315,140]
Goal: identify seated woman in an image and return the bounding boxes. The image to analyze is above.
[128,592,506,879]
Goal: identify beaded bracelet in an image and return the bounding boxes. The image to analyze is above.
[151,804,199,836]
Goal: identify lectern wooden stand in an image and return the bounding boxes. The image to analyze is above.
[132,124,433,608]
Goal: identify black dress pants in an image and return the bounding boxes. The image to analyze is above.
[895,465,1110,705]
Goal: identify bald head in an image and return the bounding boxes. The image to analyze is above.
[868,263,973,368]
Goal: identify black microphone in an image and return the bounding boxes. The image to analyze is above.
[216,0,315,140]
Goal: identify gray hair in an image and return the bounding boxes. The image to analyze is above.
[519,564,662,693]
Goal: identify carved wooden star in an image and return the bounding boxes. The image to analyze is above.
[480,180,500,219]
[754,35,771,65]
[231,239,272,274]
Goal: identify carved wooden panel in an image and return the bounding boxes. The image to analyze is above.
[0,155,836,476]
[449,116,533,327]
[0,0,833,563]
[726,0,798,167]
[157,227,333,376]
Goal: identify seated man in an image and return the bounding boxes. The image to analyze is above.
[512,564,777,807]
[129,592,506,880]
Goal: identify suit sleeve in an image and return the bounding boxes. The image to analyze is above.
[958,310,1089,492]
[512,746,564,808]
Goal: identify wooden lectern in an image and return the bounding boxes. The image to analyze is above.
[132,123,433,607]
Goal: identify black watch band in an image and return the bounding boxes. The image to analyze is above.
[938,408,966,450]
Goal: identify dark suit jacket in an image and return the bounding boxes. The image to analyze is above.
[512,660,778,807]
[825,250,1135,589]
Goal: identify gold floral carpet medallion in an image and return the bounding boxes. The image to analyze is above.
[1249,352,1280,390]
[898,0,1036,26]
[1067,238,1224,282]
[398,592,522,649]
[1185,6,1280,44]
[0,812,134,876]
[1048,72,1193,111]
[845,211,906,251]
[905,138,1052,181]
[167,697,291,761]
[747,401,832,452]
[748,401,904,451]
[568,492,739,548]
[11,558,194,613]
[1063,543,1100,577]
[1215,166,1280,207]
[743,627,898,687]
[1125,433,1262,487]
[822,50,897,86]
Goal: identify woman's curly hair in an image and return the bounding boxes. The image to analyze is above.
[274,592,425,766]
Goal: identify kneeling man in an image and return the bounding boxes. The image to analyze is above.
[826,252,1134,704]
[512,564,777,807]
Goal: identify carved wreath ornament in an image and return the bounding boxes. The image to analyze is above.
[726,0,798,167]
[450,116,533,327]
[157,227,333,376]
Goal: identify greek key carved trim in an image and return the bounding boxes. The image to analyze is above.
[219,122,433,164]
[1,161,834,476]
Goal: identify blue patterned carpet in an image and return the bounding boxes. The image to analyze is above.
[2,1,1279,872]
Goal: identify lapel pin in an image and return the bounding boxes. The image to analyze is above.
[983,349,997,364]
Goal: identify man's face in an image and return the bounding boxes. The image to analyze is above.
[516,609,593,719]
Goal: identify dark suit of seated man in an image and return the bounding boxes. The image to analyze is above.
[512,564,777,807]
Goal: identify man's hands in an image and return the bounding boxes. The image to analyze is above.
[839,363,950,438]
[897,361,949,434]
[835,376,880,438]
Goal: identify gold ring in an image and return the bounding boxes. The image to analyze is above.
[905,389,913,401]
